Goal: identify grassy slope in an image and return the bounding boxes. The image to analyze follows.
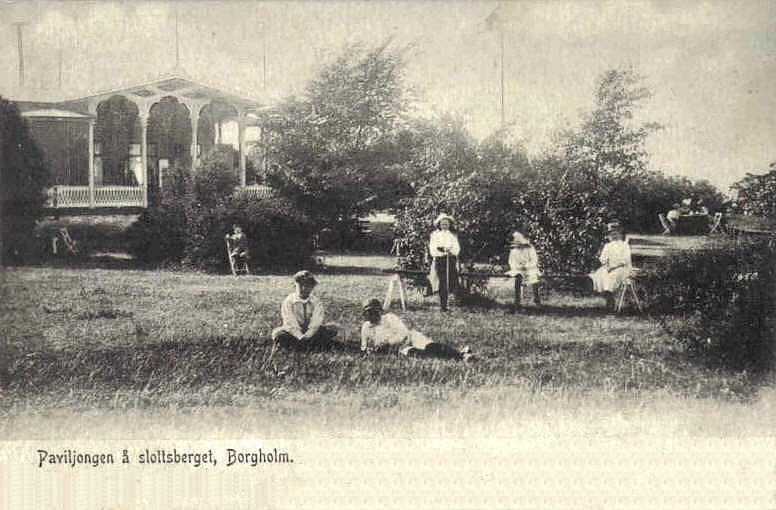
[0,265,765,437]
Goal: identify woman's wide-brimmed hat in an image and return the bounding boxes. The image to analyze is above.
[433,213,455,228]
[510,231,530,246]
[362,298,383,313]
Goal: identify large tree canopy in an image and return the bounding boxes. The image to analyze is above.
[264,42,413,231]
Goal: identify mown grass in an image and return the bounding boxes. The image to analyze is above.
[0,266,763,422]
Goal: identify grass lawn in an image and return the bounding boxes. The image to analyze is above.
[0,262,771,439]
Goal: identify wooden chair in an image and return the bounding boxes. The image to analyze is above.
[225,237,250,276]
[58,228,79,256]
[616,277,643,314]
[658,214,672,235]
[708,212,724,234]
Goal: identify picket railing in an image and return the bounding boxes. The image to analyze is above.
[94,186,143,207]
[46,186,144,208]
[236,185,275,200]
[46,184,273,208]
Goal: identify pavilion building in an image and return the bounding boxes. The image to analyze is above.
[8,69,272,211]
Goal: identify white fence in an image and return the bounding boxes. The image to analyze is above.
[46,184,274,208]
[46,186,144,208]
[236,185,275,200]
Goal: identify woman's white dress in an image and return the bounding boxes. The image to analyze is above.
[589,239,632,293]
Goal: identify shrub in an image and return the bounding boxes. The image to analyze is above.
[396,162,612,277]
[127,165,193,264]
[128,154,315,271]
[640,241,776,372]
[1,97,49,265]
[184,194,315,272]
[731,162,776,218]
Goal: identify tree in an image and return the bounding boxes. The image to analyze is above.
[556,68,663,231]
[0,97,49,265]
[264,42,413,240]
[731,162,776,218]
[395,116,534,270]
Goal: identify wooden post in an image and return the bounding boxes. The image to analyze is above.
[238,111,247,187]
[88,119,95,208]
[139,112,148,207]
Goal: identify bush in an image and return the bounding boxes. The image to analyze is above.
[128,154,315,272]
[184,194,315,272]
[640,241,776,372]
[731,162,776,218]
[127,165,193,264]
[1,97,49,265]
[396,162,611,277]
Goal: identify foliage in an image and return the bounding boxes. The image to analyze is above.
[127,164,194,264]
[0,96,50,265]
[264,42,414,241]
[396,118,608,276]
[128,150,313,271]
[640,241,776,372]
[184,194,315,272]
[731,162,776,218]
[395,118,532,270]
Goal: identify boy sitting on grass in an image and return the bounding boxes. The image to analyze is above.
[360,298,476,361]
[271,271,354,352]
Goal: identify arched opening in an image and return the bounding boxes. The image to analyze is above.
[198,100,239,166]
[94,95,141,186]
[146,96,192,199]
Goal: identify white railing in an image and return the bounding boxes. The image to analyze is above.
[47,186,91,208]
[94,186,143,207]
[46,186,144,208]
[237,185,275,200]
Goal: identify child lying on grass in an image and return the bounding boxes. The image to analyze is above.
[359,298,476,361]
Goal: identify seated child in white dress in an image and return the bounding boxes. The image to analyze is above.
[589,222,632,310]
[360,299,475,361]
[505,231,542,307]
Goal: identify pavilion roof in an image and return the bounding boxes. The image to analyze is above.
[6,67,266,114]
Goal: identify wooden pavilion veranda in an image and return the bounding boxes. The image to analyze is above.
[12,69,272,210]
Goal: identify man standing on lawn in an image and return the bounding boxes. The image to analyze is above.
[271,271,351,351]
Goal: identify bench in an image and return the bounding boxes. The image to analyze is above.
[383,269,643,313]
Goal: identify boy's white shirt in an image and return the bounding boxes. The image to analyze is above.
[280,292,325,339]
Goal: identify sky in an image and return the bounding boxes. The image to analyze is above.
[1,0,774,192]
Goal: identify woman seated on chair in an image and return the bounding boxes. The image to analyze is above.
[589,222,632,311]
[505,231,541,308]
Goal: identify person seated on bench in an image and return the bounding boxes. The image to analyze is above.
[505,231,541,307]
[226,224,250,264]
[589,222,632,311]
[360,298,475,361]
[272,271,352,352]
[691,197,709,216]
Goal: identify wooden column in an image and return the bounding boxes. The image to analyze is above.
[238,111,247,187]
[88,119,95,208]
[190,107,200,170]
[139,112,149,207]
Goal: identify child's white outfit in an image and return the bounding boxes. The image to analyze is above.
[505,244,541,284]
[589,239,632,293]
[360,313,432,353]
